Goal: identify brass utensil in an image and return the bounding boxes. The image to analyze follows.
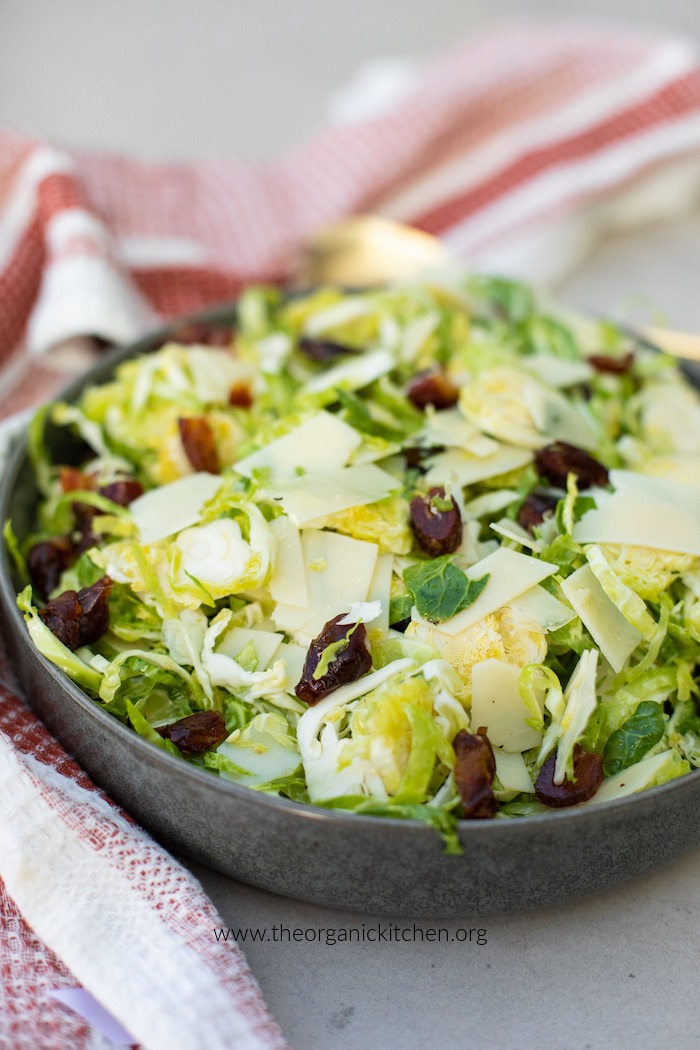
[301,215,700,363]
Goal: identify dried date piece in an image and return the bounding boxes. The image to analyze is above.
[38,576,114,650]
[535,744,604,807]
[229,382,254,409]
[156,711,227,756]
[535,441,609,490]
[165,321,233,347]
[38,590,83,649]
[27,538,77,601]
[59,467,94,493]
[588,352,634,375]
[98,479,144,507]
[178,416,220,474]
[295,615,372,706]
[517,490,559,532]
[406,369,459,411]
[71,501,101,554]
[410,487,462,556]
[403,445,445,471]
[298,337,358,363]
[76,576,114,644]
[453,729,498,819]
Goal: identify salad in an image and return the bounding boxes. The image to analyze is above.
[7,275,700,852]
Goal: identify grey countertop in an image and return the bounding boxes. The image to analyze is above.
[4,2,700,1047]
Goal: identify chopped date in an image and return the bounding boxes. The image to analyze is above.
[71,501,101,554]
[156,711,227,756]
[229,382,254,409]
[535,744,604,807]
[453,729,498,819]
[517,490,559,532]
[27,538,76,601]
[588,352,634,375]
[98,479,144,506]
[59,467,93,493]
[534,441,609,490]
[406,370,459,411]
[403,445,445,470]
[295,615,372,705]
[298,337,358,363]
[38,576,113,650]
[410,487,462,556]
[73,476,143,548]
[165,321,233,348]
[178,416,220,474]
[76,576,114,643]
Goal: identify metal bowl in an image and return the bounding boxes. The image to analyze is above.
[2,307,700,917]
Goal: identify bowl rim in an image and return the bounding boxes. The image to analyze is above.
[2,302,700,841]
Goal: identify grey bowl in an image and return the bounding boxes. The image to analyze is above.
[2,306,700,918]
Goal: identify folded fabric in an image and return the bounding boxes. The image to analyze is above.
[0,648,287,1050]
[2,20,700,1048]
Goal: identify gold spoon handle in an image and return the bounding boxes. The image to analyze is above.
[302,215,700,363]
[640,326,700,363]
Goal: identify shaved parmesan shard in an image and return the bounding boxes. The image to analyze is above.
[277,642,307,685]
[302,297,372,335]
[235,412,361,481]
[271,464,398,527]
[130,472,223,546]
[521,382,599,451]
[186,347,254,404]
[470,659,543,753]
[367,553,394,633]
[489,518,542,551]
[399,312,439,363]
[272,529,379,639]
[508,585,575,632]
[416,409,500,457]
[215,626,283,669]
[464,490,519,519]
[523,354,593,388]
[589,750,679,804]
[268,516,308,607]
[301,349,394,396]
[424,445,533,489]
[574,475,700,557]
[412,548,558,636]
[494,749,535,794]
[560,565,642,672]
[338,601,382,626]
[610,469,700,518]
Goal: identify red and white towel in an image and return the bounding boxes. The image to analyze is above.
[2,21,700,1049]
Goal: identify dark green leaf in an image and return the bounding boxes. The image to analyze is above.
[389,593,413,627]
[603,700,665,776]
[403,557,489,624]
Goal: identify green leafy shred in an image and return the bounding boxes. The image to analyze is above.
[12,274,700,839]
[603,701,666,776]
[403,557,489,623]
